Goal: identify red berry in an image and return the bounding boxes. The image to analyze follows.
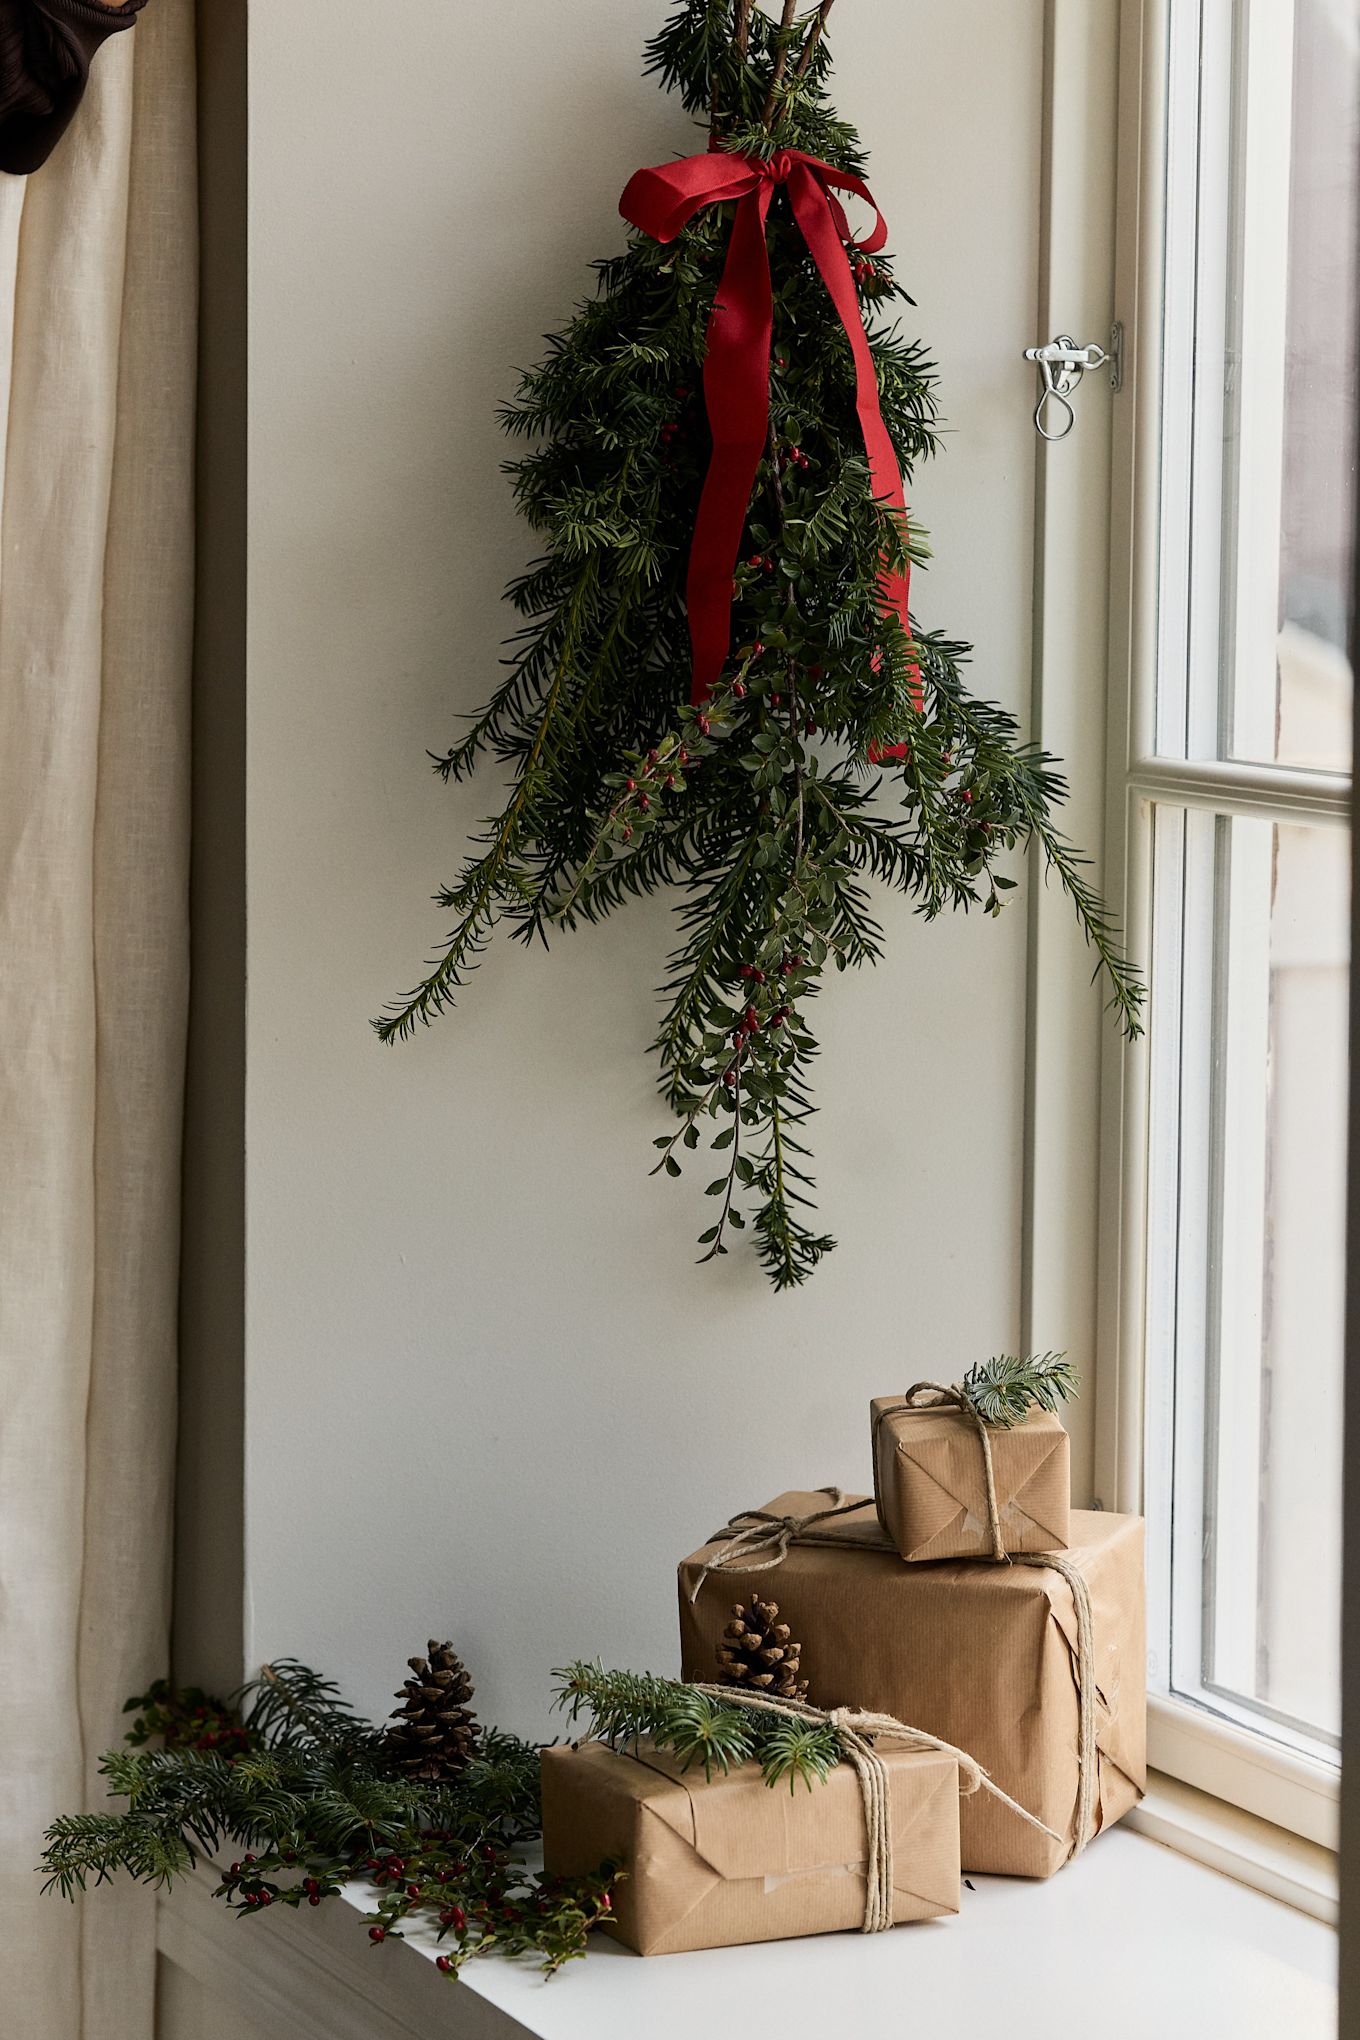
[697,716,711,736]
[790,954,804,967]
[407,1884,421,1899]
[369,1926,386,1943]
[388,1859,405,1874]
[746,553,762,569]
[452,1861,467,1877]
[436,1955,453,1973]
[647,749,659,766]
[733,680,746,698]
[259,1892,273,1907]
[739,963,754,978]
[638,794,650,812]
[771,693,782,707]
[308,1894,321,1907]
[960,788,974,803]
[303,1878,319,1895]
[625,777,636,791]
[771,1009,787,1028]
[805,718,817,735]
[621,825,633,842]
[599,1893,613,1913]
[230,1863,242,1878]
[780,961,793,976]
[677,747,688,763]
[789,446,801,462]
[480,1845,498,1864]
[244,1855,256,1866]
[723,1070,737,1089]
[752,642,764,657]
[744,1005,759,1030]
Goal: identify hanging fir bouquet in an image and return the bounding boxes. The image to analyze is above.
[377,0,1142,1288]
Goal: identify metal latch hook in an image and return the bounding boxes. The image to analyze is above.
[1023,327,1123,442]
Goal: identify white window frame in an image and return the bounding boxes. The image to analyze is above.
[1088,0,1347,1851]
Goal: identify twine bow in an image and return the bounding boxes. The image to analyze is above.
[686,1682,1061,1931]
[620,144,918,747]
[685,1486,866,1603]
[872,1380,1007,1562]
[687,1488,1102,1861]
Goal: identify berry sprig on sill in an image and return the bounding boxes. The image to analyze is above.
[39,1656,618,1981]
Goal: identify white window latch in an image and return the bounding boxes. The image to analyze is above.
[1023,324,1124,441]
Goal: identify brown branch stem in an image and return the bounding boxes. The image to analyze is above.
[794,0,837,77]
[761,0,800,125]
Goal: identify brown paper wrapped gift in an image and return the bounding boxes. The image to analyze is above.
[871,1394,1071,1561]
[541,1738,959,1955]
[678,1493,1145,1878]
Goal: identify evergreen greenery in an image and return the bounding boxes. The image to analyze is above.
[959,1351,1079,1429]
[39,1662,616,1980]
[377,0,1144,1288]
[555,1659,841,1792]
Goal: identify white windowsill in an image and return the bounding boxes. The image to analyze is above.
[157,1812,1336,2040]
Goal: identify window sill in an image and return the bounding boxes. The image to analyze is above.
[1128,1769,1337,1923]
[1148,1691,1340,1849]
[157,1821,1336,2040]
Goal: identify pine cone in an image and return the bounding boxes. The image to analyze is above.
[385,1640,478,1782]
[714,1597,808,1701]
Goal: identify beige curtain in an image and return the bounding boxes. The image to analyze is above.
[0,6,196,2037]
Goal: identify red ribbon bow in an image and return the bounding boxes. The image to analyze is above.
[620,145,918,745]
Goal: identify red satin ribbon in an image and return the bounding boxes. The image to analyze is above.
[620,145,919,748]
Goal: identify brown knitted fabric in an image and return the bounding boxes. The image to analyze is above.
[0,0,148,176]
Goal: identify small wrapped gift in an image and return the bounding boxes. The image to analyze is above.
[541,1736,960,1955]
[871,1387,1070,1561]
[679,1492,1145,1878]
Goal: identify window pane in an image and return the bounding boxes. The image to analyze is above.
[1149,805,1347,1753]
[1158,0,1358,770]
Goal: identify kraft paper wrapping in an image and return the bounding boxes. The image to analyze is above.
[872,1399,1071,1561]
[678,1495,1145,1879]
[541,1740,959,1956]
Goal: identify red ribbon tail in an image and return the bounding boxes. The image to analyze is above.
[686,182,775,706]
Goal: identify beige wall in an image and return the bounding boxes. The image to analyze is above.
[245,0,1050,1738]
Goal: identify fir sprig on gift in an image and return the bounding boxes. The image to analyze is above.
[376,0,1144,1287]
[959,1352,1079,1430]
[39,1657,616,1980]
[554,1660,840,1792]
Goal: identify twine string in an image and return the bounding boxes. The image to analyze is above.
[871,1381,1007,1562]
[687,1682,1061,1931]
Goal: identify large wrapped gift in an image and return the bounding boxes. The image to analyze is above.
[678,1492,1145,1878]
[541,1736,960,1955]
[871,1391,1070,1561]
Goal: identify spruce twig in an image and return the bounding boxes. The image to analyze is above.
[960,1352,1079,1429]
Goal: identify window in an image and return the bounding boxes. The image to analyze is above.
[1109,0,1356,1842]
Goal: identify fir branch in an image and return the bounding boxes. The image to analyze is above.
[960,1352,1079,1429]
[552,1662,841,1793]
[38,1666,616,1981]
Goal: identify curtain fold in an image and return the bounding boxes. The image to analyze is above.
[0,6,196,2036]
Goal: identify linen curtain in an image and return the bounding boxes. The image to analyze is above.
[0,6,196,2036]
